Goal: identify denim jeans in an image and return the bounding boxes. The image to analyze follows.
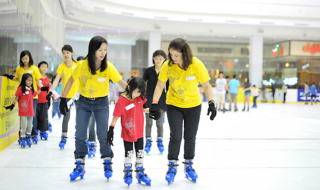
[31,99,38,136]
[88,112,96,142]
[52,98,61,116]
[74,96,113,159]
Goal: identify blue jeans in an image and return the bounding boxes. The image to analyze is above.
[75,96,113,159]
[31,99,38,136]
[52,98,61,116]
[88,112,96,142]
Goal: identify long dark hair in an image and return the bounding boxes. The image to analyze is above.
[168,38,193,70]
[125,77,145,100]
[152,50,167,64]
[19,73,35,95]
[86,36,108,75]
[62,45,76,62]
[19,50,34,67]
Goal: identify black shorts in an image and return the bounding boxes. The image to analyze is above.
[311,95,316,99]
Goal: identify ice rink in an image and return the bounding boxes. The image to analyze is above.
[0,102,319,190]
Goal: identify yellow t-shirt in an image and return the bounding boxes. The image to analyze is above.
[158,57,211,108]
[56,61,80,98]
[15,65,42,99]
[72,59,122,98]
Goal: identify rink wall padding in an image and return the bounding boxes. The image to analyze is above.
[0,76,19,152]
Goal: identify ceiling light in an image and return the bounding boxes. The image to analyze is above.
[246,64,249,68]
[285,62,289,67]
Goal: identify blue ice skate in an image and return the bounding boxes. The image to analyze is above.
[123,165,133,187]
[74,131,77,137]
[59,135,67,149]
[70,160,85,181]
[31,136,38,144]
[144,138,152,154]
[87,142,96,158]
[40,131,48,140]
[20,137,26,148]
[26,135,32,147]
[183,160,198,182]
[166,162,178,184]
[157,138,165,153]
[103,159,113,181]
[135,165,151,186]
[48,123,52,132]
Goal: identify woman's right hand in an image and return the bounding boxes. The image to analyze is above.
[59,97,69,115]
[149,104,161,120]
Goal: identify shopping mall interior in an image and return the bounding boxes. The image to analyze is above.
[0,0,319,190]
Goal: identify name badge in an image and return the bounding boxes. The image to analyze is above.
[72,66,76,69]
[27,70,33,73]
[125,103,135,110]
[25,91,30,95]
[186,76,195,80]
[97,78,106,82]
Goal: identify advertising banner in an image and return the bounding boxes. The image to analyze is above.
[0,76,19,152]
[297,89,320,102]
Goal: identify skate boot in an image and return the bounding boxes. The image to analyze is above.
[74,131,77,137]
[52,113,55,118]
[166,161,178,184]
[103,158,113,181]
[70,158,85,181]
[59,135,67,149]
[157,137,165,153]
[26,135,32,147]
[87,142,96,158]
[234,107,238,112]
[48,123,52,132]
[135,164,151,186]
[247,107,249,112]
[144,138,152,154]
[40,131,48,140]
[18,138,21,145]
[183,160,198,182]
[20,137,27,148]
[31,136,38,144]
[242,107,245,112]
[123,164,133,187]
[228,106,231,111]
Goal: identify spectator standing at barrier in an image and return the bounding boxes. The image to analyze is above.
[225,76,230,103]
[216,71,227,113]
[282,83,287,103]
[270,83,276,103]
[241,77,251,112]
[310,83,317,105]
[228,74,240,112]
[304,82,309,105]
[260,81,267,102]
[252,85,259,108]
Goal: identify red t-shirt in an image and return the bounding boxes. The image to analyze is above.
[113,95,147,142]
[15,86,37,116]
[37,77,50,103]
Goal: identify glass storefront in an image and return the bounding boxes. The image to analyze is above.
[161,41,250,85]
[0,0,64,75]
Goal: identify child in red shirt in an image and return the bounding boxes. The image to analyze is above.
[36,61,50,140]
[4,73,38,148]
[107,77,151,187]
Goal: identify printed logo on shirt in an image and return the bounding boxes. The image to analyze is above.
[27,70,33,73]
[72,66,76,69]
[101,74,106,77]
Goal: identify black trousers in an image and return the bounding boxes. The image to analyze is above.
[124,137,144,158]
[253,96,258,106]
[283,93,286,103]
[36,103,48,131]
[167,104,201,160]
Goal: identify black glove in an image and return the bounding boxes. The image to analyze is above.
[107,126,114,146]
[46,91,52,102]
[149,103,160,120]
[41,86,49,92]
[59,97,69,115]
[207,101,217,120]
[3,74,14,80]
[4,103,15,111]
[47,97,51,110]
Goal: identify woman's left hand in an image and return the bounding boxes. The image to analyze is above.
[207,101,217,120]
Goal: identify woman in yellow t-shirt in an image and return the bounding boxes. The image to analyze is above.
[60,36,127,181]
[5,50,46,144]
[46,45,79,149]
[149,38,217,184]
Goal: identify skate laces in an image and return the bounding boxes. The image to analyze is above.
[183,161,195,173]
[167,162,179,175]
[145,139,152,147]
[157,139,164,147]
[135,167,148,180]
[73,161,84,172]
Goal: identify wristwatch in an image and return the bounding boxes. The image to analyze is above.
[208,100,215,104]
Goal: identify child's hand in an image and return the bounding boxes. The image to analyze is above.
[144,108,150,113]
[4,103,15,111]
[107,126,114,146]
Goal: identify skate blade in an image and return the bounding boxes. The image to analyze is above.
[185,176,197,183]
